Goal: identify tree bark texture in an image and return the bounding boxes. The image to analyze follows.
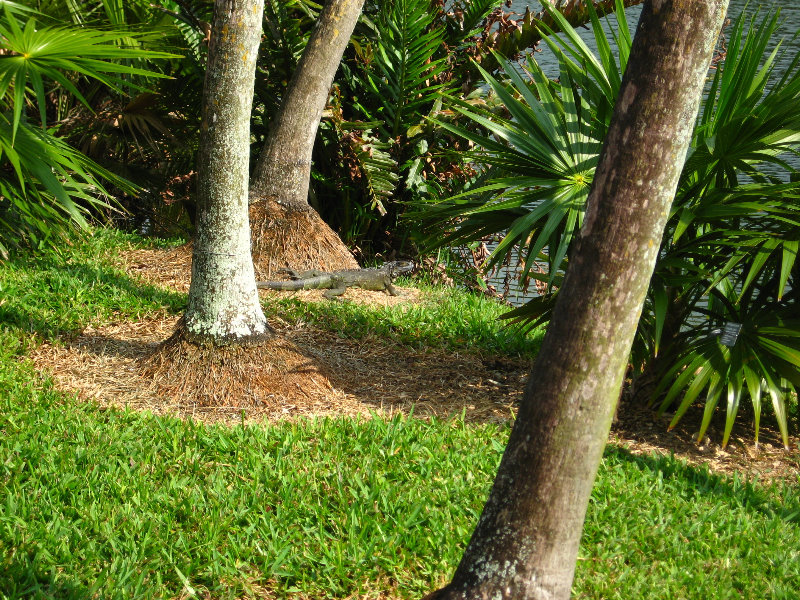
[250,0,366,210]
[186,0,271,345]
[433,1,729,598]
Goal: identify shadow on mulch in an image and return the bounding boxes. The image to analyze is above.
[31,243,792,483]
[612,396,799,482]
[30,315,528,426]
[30,311,800,482]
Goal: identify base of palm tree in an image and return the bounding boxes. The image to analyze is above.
[249,198,359,279]
[140,318,334,409]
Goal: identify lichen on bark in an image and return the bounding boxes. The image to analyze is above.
[184,0,271,345]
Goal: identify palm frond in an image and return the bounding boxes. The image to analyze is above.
[0,10,177,138]
[0,115,135,256]
[418,21,622,286]
[653,287,798,449]
[365,0,449,138]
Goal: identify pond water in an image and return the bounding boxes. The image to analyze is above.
[512,0,800,77]
[483,0,800,305]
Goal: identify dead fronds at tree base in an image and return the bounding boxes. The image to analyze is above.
[120,198,360,293]
[140,320,336,412]
[250,199,359,278]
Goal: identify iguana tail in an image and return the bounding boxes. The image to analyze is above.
[256,275,333,291]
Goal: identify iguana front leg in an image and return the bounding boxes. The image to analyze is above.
[323,285,348,300]
[385,282,400,296]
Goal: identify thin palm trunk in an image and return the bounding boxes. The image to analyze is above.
[185,0,270,345]
[250,0,366,210]
[248,0,364,275]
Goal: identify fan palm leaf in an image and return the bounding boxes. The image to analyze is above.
[418,1,625,286]
[0,8,175,137]
[0,7,177,255]
[0,115,135,256]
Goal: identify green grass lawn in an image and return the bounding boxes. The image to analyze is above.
[1,230,799,599]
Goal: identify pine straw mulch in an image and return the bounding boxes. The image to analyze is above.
[249,199,360,279]
[610,398,799,481]
[31,314,525,425]
[123,243,194,293]
[29,243,800,483]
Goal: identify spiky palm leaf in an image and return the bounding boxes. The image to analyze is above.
[653,281,798,449]
[417,0,627,287]
[312,0,456,241]
[0,7,176,255]
[420,1,800,444]
[645,8,800,447]
[0,9,174,137]
[0,114,135,257]
[443,0,499,45]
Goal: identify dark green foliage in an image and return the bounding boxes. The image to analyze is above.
[310,0,501,252]
[253,0,316,135]
[416,2,800,446]
[413,0,630,292]
[362,0,448,139]
[643,9,800,447]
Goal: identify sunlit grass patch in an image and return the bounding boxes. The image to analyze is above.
[0,360,798,599]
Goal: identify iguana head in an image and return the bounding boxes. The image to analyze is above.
[383,260,415,279]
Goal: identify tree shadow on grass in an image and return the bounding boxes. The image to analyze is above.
[0,258,185,342]
[0,557,110,600]
[604,445,800,523]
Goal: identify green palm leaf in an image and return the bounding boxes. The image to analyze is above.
[654,284,798,449]
[0,115,135,256]
[0,8,176,137]
[0,7,175,255]
[418,15,617,286]
[364,0,449,138]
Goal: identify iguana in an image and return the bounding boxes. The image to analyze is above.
[256,261,414,299]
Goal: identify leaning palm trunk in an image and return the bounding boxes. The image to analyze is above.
[249,0,365,276]
[185,0,270,345]
[427,1,729,598]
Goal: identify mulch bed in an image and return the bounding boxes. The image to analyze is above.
[31,314,525,426]
[28,245,800,483]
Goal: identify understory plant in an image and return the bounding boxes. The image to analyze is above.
[416,0,800,447]
[309,0,641,254]
[0,1,178,255]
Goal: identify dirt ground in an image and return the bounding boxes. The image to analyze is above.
[29,245,800,483]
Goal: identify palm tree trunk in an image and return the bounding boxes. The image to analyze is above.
[251,0,365,209]
[185,0,271,345]
[248,0,364,275]
[428,1,729,598]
